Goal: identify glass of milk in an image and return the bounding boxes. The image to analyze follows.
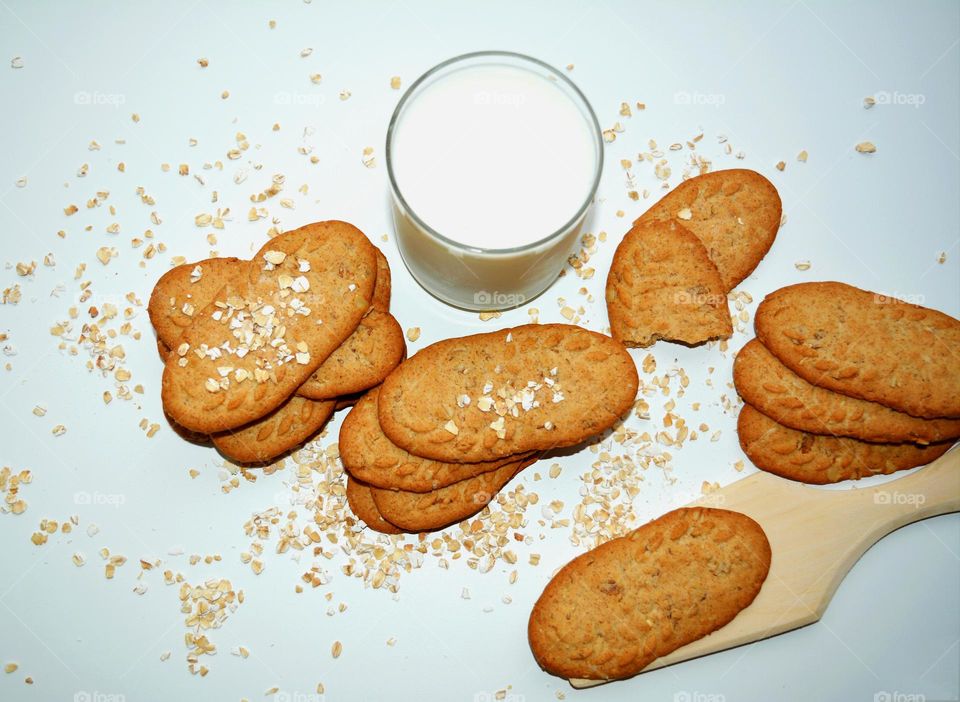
[386,51,603,311]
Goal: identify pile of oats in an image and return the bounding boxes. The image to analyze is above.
[0,466,31,515]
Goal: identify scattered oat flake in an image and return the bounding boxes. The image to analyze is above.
[390,76,401,89]
[863,96,876,109]
[52,424,66,437]
[855,141,876,154]
[11,56,23,69]
[775,161,785,171]
[676,208,692,221]
[406,327,421,342]
[937,251,946,264]
[331,641,342,658]
[797,150,808,162]
[339,89,351,101]
[794,260,811,271]
[479,311,501,321]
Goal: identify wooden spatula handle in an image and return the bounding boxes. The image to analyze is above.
[856,446,960,528]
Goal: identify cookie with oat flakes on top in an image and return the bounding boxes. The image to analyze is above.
[161,221,377,433]
[341,387,532,492]
[377,324,637,463]
[148,256,249,355]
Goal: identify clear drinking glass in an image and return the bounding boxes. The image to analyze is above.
[385,51,603,311]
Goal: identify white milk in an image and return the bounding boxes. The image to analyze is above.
[388,54,601,310]
[391,64,598,250]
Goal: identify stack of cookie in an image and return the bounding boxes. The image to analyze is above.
[606,169,781,347]
[735,281,960,483]
[148,220,406,464]
[340,324,640,533]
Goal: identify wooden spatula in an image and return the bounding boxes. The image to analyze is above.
[570,446,959,688]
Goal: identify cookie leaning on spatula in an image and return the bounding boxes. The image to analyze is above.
[528,506,771,681]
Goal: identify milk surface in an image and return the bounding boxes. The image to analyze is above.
[391,63,597,250]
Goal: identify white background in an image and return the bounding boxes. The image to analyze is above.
[0,2,958,702]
